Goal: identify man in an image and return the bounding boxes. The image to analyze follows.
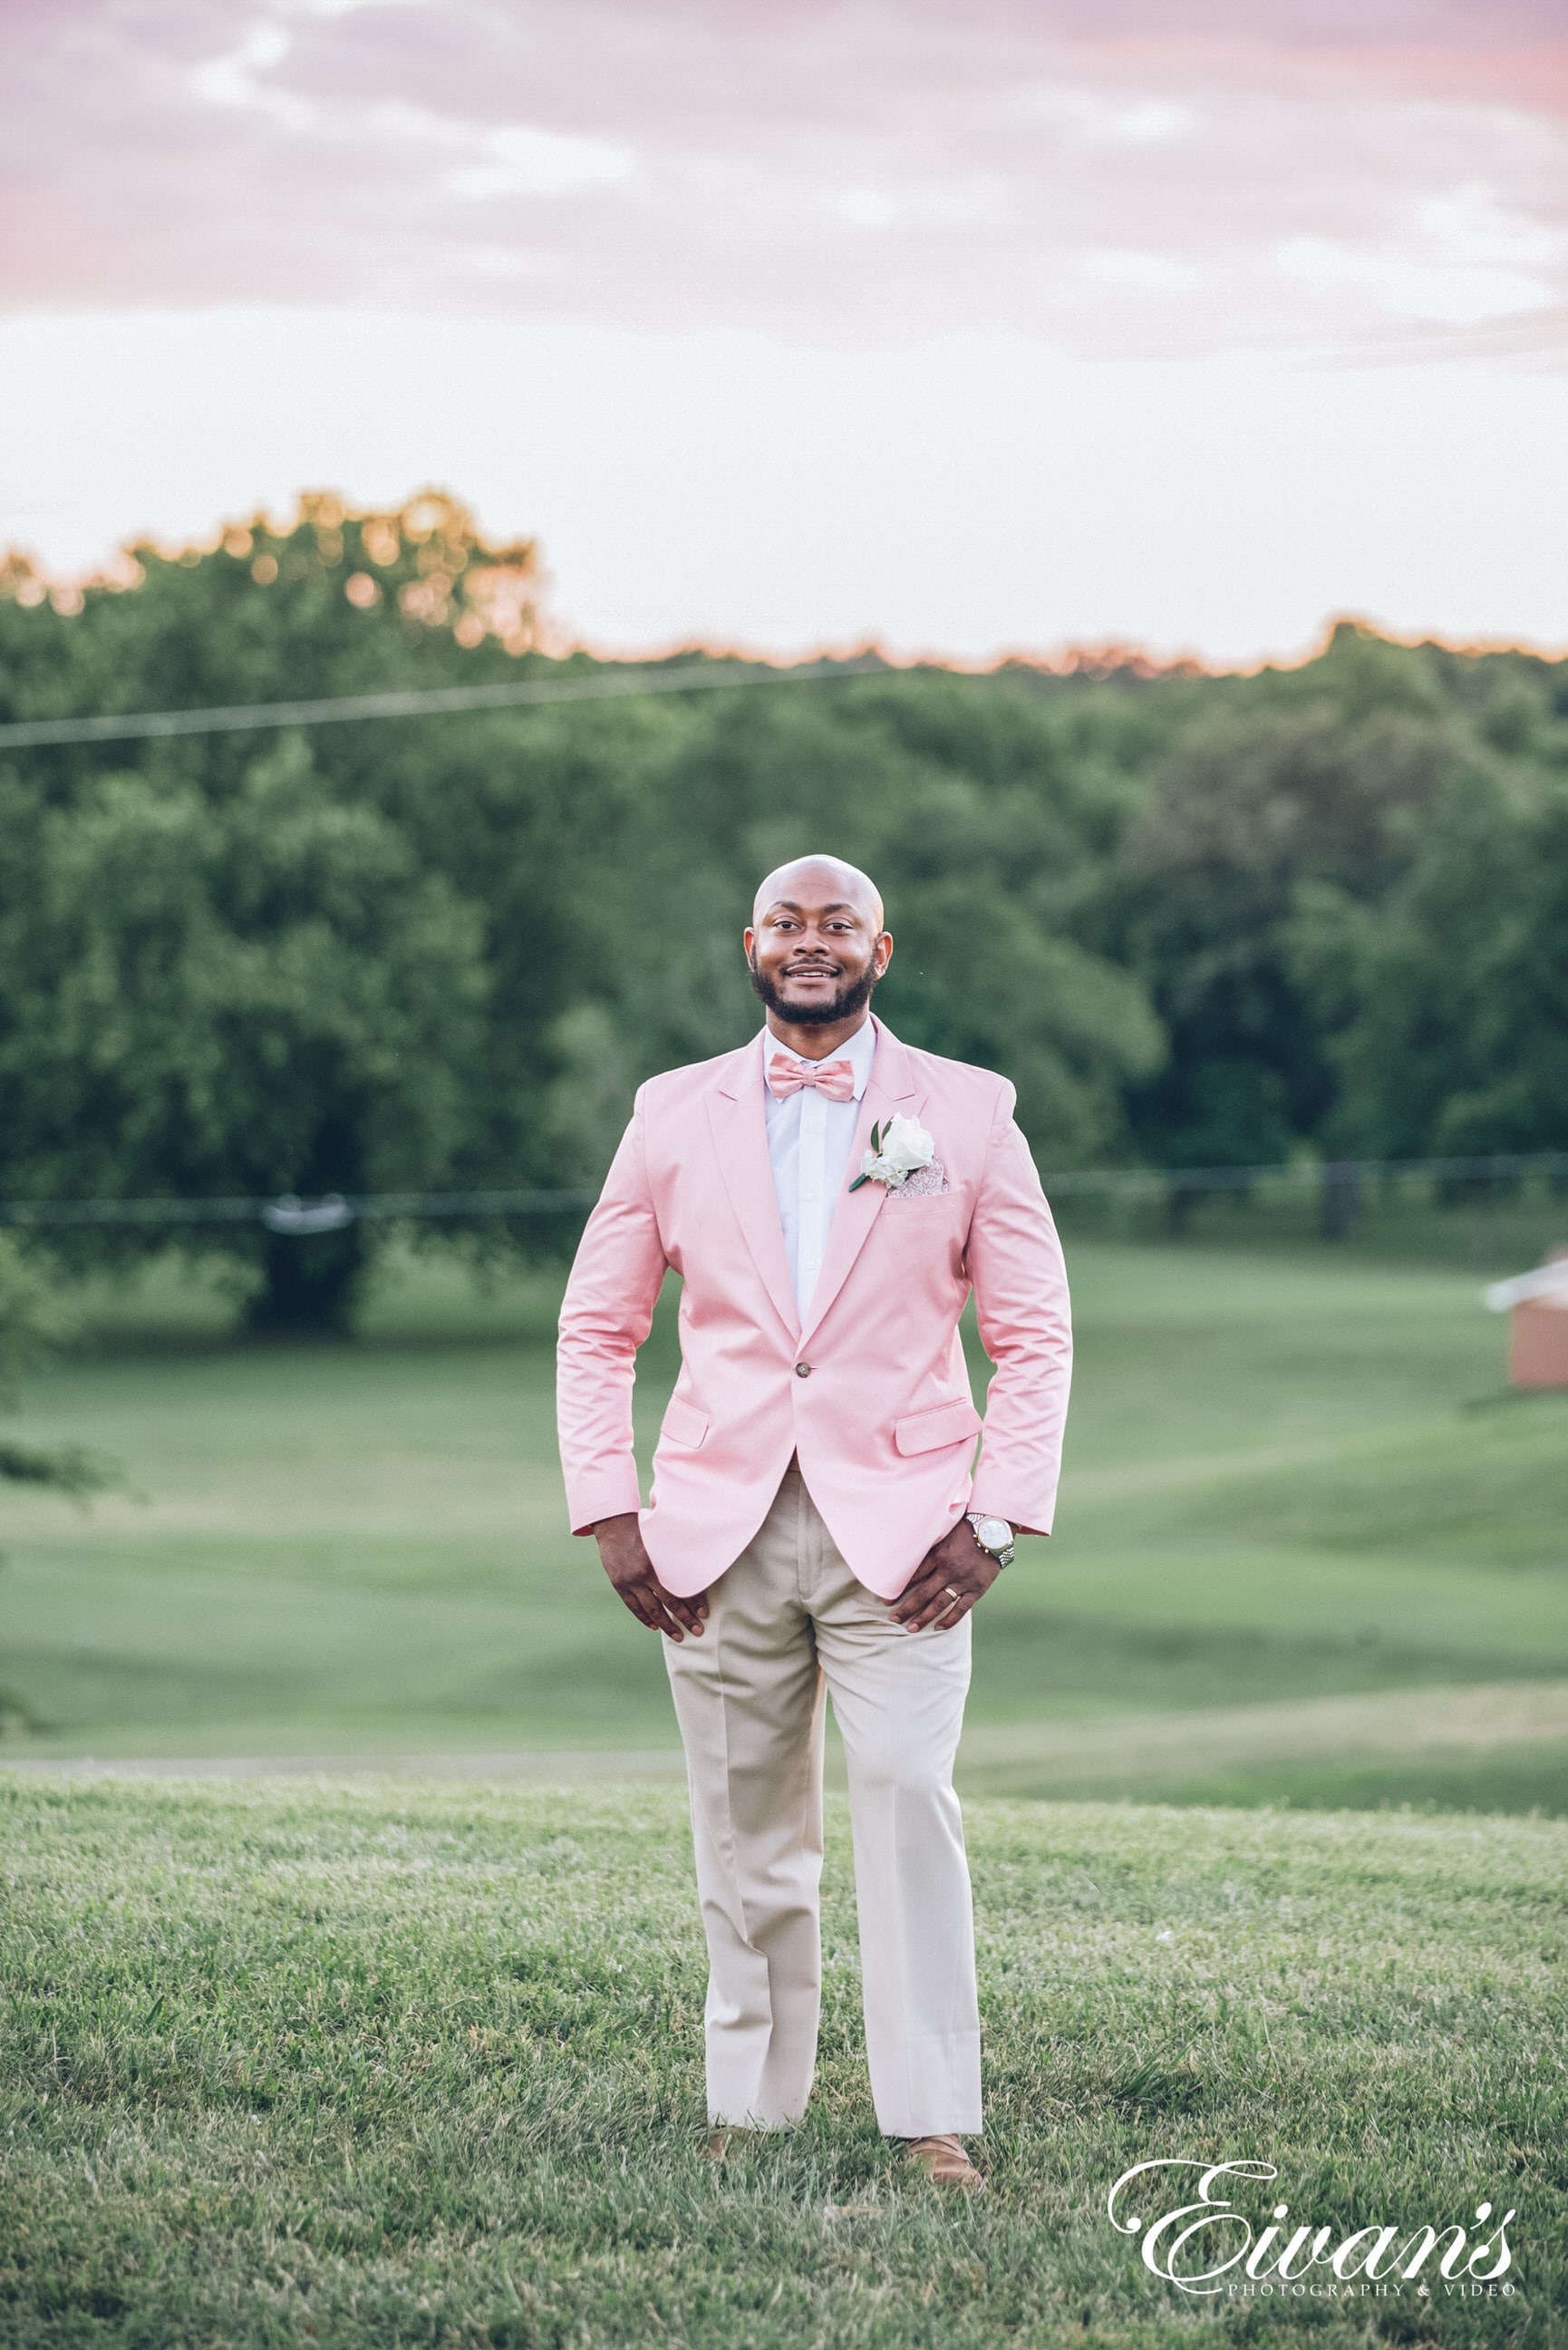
[556,855,1071,2188]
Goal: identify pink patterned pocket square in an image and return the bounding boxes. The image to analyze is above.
[886,1158,950,1199]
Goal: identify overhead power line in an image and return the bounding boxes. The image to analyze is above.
[0,655,886,751]
[1042,1150,1568,1197]
[0,1189,598,1233]
[1,1151,1563,1236]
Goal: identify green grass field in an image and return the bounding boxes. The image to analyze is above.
[2,1239,1566,1810]
[5,1251,1564,2345]
[1,1772,1560,2349]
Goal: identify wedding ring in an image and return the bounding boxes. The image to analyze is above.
[944,1586,961,1603]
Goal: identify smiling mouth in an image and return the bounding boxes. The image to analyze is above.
[784,965,839,980]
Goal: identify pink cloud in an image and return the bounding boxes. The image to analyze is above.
[5,1,1565,358]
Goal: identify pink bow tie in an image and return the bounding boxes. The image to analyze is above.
[768,1053,856,1103]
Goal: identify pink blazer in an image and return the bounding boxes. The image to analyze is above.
[555,1016,1073,1601]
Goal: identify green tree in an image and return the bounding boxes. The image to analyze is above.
[1109,700,1454,1175]
[1292,758,1568,1160]
[0,488,540,743]
[0,738,489,1330]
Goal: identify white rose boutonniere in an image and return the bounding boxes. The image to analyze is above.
[849,1112,937,1193]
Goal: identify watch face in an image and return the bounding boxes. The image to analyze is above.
[974,1517,1011,1549]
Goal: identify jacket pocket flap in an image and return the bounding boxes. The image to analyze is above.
[894,1398,982,1457]
[661,1397,710,1450]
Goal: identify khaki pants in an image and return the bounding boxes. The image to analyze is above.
[663,1464,981,2139]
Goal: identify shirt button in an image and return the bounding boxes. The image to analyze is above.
[795,1362,812,1378]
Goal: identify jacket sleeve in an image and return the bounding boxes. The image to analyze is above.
[555,1089,672,1535]
[963,1081,1073,1538]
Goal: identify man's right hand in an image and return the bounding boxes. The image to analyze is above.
[594,1513,709,1641]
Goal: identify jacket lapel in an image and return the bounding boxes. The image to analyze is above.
[706,1042,801,1339]
[799,1018,927,1346]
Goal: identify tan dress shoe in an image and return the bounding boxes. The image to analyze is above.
[704,2128,756,2161]
[904,2133,984,2189]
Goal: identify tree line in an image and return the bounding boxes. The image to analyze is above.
[1,490,1564,1330]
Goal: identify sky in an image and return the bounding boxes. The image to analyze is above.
[3,0,1565,666]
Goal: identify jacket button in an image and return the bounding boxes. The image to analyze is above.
[795,1361,811,1377]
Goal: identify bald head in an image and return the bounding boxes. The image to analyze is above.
[751,855,884,933]
[745,853,893,1046]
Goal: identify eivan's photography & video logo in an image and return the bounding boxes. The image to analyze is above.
[1108,2159,1519,2305]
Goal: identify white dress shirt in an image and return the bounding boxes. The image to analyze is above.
[761,1016,876,1324]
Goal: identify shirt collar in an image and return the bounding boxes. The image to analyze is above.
[760,1014,876,1102]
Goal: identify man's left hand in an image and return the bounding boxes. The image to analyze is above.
[891,1519,1009,1633]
